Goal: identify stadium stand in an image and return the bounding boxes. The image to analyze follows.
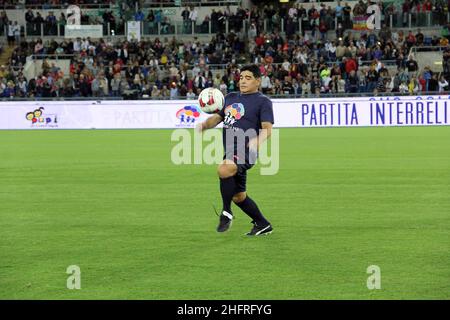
[0,0,449,99]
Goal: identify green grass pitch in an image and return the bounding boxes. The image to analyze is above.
[1,127,449,299]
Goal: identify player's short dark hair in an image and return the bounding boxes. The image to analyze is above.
[240,64,261,79]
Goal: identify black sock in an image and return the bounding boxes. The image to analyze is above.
[236,196,270,226]
[220,176,236,214]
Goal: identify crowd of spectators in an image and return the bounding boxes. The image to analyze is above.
[2,28,449,99]
[0,1,450,99]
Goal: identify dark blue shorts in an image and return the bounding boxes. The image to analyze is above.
[223,149,256,193]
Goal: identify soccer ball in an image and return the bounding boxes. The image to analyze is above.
[198,88,224,114]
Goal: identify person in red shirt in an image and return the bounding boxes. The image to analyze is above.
[255,33,265,48]
[344,56,357,75]
[423,0,432,11]
[406,31,416,48]
[289,63,298,79]
[319,20,328,41]
[418,75,426,92]
[113,58,123,75]
[415,2,421,12]
[69,62,77,75]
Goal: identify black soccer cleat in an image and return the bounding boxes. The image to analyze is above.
[217,211,233,232]
[246,221,273,236]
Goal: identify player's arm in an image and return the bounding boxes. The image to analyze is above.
[196,113,223,132]
[249,122,273,151]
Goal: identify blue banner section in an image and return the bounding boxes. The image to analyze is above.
[291,95,450,127]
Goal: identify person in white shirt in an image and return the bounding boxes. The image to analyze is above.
[219,80,228,95]
[88,45,96,56]
[17,75,27,96]
[386,76,395,92]
[375,60,383,73]
[281,58,291,72]
[169,63,179,78]
[303,32,310,44]
[391,31,399,44]
[13,21,20,44]
[186,88,196,99]
[81,38,90,51]
[288,7,298,20]
[0,78,6,95]
[399,82,408,93]
[261,73,272,94]
[325,40,336,60]
[301,79,309,96]
[298,49,308,64]
[191,63,201,78]
[321,76,332,92]
[248,39,256,54]
[7,21,15,46]
[170,84,178,99]
[73,38,81,52]
[438,75,449,92]
[248,22,257,40]
[337,75,346,93]
[189,6,198,25]
[148,55,159,68]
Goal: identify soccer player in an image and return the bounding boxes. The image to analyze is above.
[196,64,274,236]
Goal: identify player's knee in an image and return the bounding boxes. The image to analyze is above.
[217,165,237,178]
[217,161,237,178]
[232,192,246,204]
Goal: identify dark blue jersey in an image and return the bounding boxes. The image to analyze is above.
[218,91,274,159]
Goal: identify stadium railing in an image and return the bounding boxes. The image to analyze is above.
[16,12,449,40]
[0,0,240,10]
[141,0,242,8]
[142,60,400,71]
[19,57,399,72]
[266,13,447,35]
[122,13,449,37]
[0,2,114,10]
[409,45,448,55]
